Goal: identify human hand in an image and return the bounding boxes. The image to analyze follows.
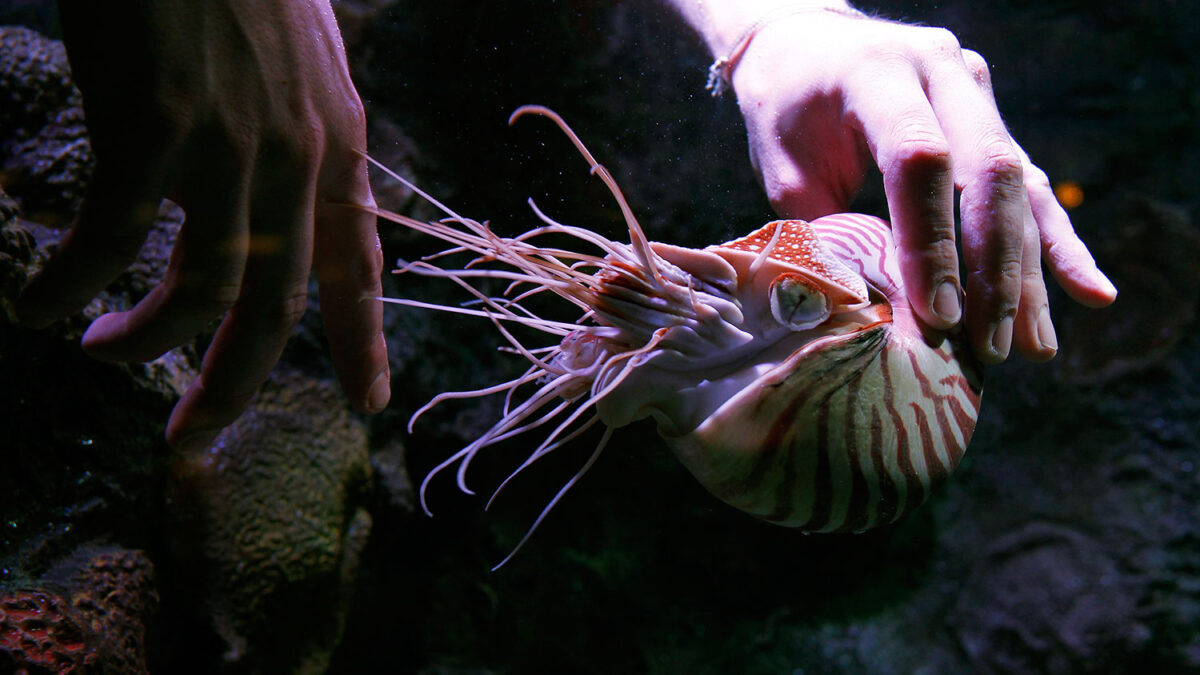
[675,1,1117,364]
[19,0,389,451]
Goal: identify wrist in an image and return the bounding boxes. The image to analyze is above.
[683,1,868,96]
[670,0,861,59]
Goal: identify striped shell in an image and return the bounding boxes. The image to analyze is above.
[662,216,983,532]
[366,106,983,563]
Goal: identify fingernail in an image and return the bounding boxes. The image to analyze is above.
[931,280,962,325]
[366,369,391,413]
[1036,306,1058,353]
[989,315,1014,360]
[1095,269,1118,299]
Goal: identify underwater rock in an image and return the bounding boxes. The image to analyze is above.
[0,547,157,675]
[949,521,1147,674]
[0,26,92,226]
[166,367,372,674]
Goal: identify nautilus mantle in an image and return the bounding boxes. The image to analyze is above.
[362,106,983,561]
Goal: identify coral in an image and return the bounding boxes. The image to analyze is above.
[0,26,92,225]
[64,549,157,675]
[0,589,95,674]
[0,547,157,675]
[166,367,372,674]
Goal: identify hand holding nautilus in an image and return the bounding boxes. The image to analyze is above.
[668,0,1118,364]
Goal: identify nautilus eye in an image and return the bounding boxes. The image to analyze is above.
[769,273,830,330]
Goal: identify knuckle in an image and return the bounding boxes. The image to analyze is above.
[1044,237,1087,272]
[205,283,242,313]
[905,233,959,277]
[918,27,963,59]
[975,141,1025,187]
[344,96,368,133]
[1043,239,1065,265]
[167,276,240,317]
[859,41,918,71]
[231,287,312,333]
[887,134,952,176]
[1023,164,1053,194]
[274,290,312,328]
[924,228,958,251]
[900,219,958,256]
[996,258,1025,291]
[263,121,325,173]
[1020,233,1047,282]
[969,253,1024,293]
[346,242,386,292]
[316,237,386,294]
[295,116,328,163]
[960,49,992,84]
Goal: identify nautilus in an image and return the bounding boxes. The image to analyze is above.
[363,106,983,564]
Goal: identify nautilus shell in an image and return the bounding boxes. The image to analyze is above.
[365,106,982,562]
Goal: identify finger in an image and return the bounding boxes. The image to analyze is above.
[1012,198,1056,362]
[81,149,252,362]
[845,59,962,330]
[926,47,1026,363]
[1021,154,1118,308]
[165,153,317,452]
[16,161,163,327]
[314,151,390,414]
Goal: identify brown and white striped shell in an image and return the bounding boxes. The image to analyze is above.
[658,216,982,532]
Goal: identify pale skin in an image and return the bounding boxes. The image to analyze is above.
[19,0,1114,452]
[19,0,390,453]
[668,0,1117,363]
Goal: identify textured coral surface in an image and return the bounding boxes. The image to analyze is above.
[0,590,94,674]
[166,369,372,674]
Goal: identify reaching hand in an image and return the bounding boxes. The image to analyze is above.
[19,0,390,451]
[673,1,1117,364]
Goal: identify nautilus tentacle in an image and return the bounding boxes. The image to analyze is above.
[362,106,984,562]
